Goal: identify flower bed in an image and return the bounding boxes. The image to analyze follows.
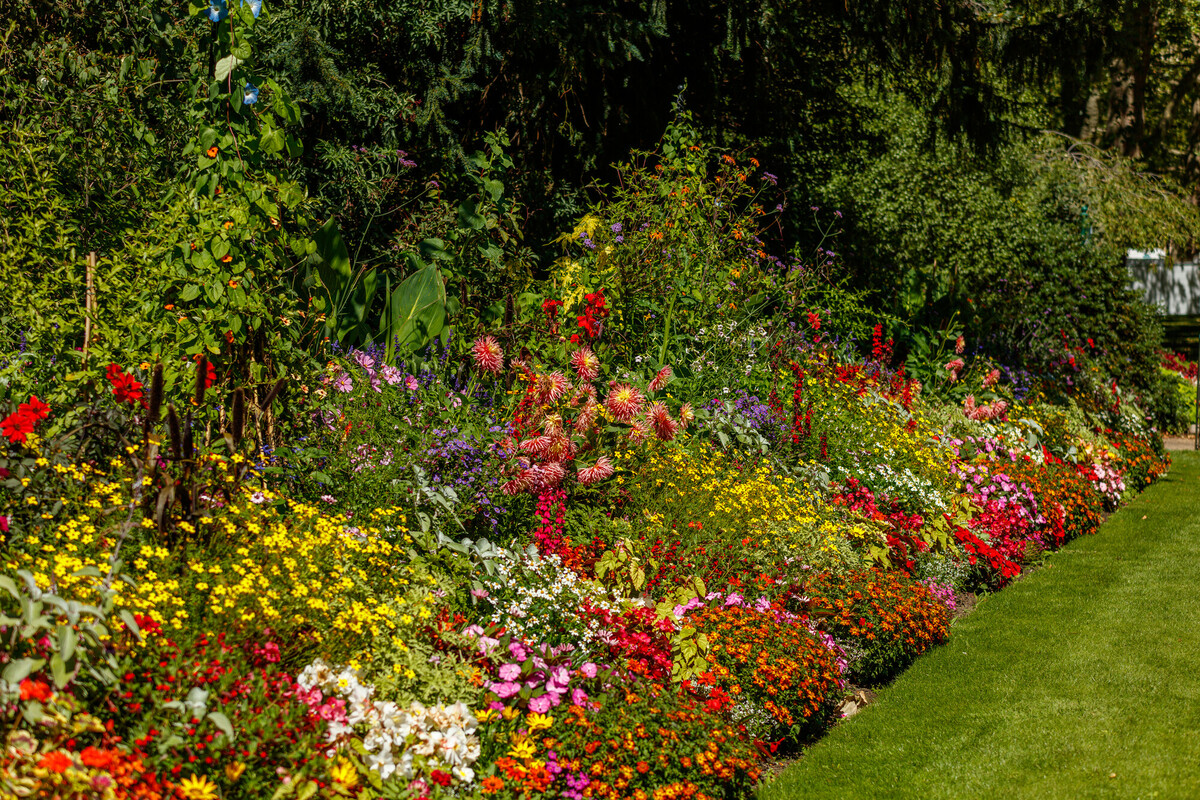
[1,327,1168,800]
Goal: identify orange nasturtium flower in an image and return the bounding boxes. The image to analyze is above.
[206,145,219,158]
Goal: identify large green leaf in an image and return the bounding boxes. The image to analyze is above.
[388,264,446,355]
[310,218,352,301]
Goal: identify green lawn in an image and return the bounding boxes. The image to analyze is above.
[761,452,1200,800]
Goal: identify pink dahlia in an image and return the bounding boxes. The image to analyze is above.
[536,371,571,403]
[471,335,505,374]
[647,402,678,441]
[605,383,644,423]
[627,420,652,445]
[577,456,615,486]
[678,402,695,429]
[574,399,601,433]
[570,347,601,382]
[647,365,673,394]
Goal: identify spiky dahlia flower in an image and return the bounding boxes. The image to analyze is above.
[647,365,673,393]
[604,384,644,423]
[678,402,695,429]
[570,347,601,382]
[647,402,678,441]
[471,335,505,373]
[535,371,571,403]
[577,455,615,486]
[574,399,601,434]
[627,420,652,445]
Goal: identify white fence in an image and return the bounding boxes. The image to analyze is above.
[1127,250,1200,316]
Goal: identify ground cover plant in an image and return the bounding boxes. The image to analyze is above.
[0,2,1181,798]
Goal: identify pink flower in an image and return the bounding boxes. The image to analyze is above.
[954,335,965,354]
[580,662,598,678]
[471,335,505,373]
[678,402,694,429]
[647,402,678,441]
[574,399,601,434]
[405,374,420,391]
[333,373,353,393]
[381,365,402,385]
[577,456,614,486]
[570,347,601,382]
[983,369,1000,389]
[490,681,521,699]
[571,688,589,706]
[498,663,522,681]
[604,384,644,423]
[536,371,571,403]
[944,358,965,373]
[528,694,553,714]
[647,365,673,393]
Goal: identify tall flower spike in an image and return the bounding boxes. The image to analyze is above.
[647,365,673,394]
[471,335,505,374]
[569,347,601,382]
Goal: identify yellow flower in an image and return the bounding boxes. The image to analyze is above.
[225,762,246,782]
[179,774,220,800]
[330,758,358,786]
[508,737,538,759]
[476,708,499,723]
[526,712,554,731]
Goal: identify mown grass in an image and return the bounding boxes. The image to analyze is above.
[761,451,1200,800]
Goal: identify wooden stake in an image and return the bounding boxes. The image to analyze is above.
[83,252,97,366]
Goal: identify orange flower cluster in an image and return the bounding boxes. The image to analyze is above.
[1107,431,1170,491]
[688,605,843,737]
[803,568,950,684]
[550,687,761,799]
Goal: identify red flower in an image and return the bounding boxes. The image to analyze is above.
[20,678,52,702]
[807,311,821,330]
[431,770,452,787]
[20,395,49,421]
[1,410,35,444]
[106,364,146,408]
[37,751,72,773]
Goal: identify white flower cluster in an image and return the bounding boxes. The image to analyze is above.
[836,457,948,511]
[298,660,480,783]
[478,548,617,657]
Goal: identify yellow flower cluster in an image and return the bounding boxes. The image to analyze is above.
[5,467,434,662]
[618,443,880,560]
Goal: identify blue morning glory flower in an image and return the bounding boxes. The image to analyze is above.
[207,0,228,22]
[243,82,259,105]
[242,0,262,17]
